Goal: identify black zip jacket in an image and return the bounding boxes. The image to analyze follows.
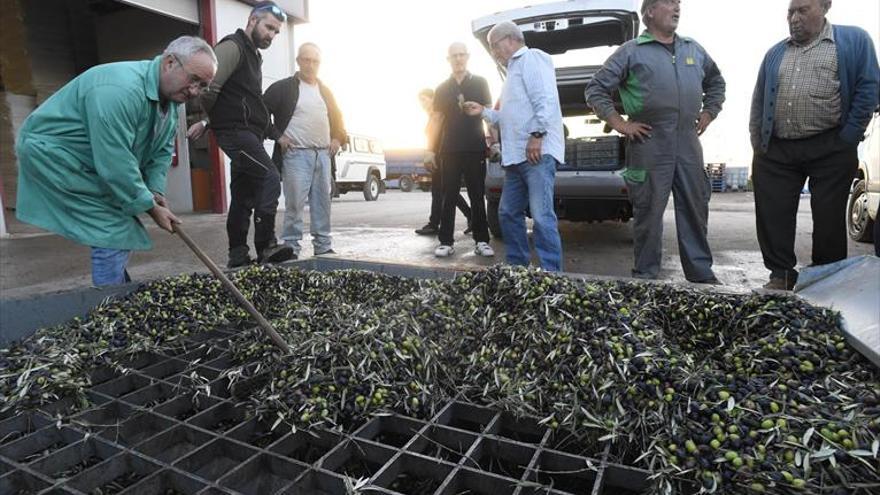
[207,29,271,138]
[263,73,348,172]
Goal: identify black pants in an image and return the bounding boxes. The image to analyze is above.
[753,128,858,281]
[439,152,489,245]
[428,159,471,228]
[214,129,281,253]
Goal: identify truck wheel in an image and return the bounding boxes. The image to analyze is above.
[363,174,380,201]
[847,178,875,242]
[487,199,503,239]
[399,175,414,192]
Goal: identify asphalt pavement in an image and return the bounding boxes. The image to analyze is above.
[0,190,875,298]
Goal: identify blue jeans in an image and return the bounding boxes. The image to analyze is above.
[499,155,563,271]
[90,247,131,286]
[281,148,332,255]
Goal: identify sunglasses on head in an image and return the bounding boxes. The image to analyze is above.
[252,3,287,22]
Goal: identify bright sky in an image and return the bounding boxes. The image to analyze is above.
[295,0,880,167]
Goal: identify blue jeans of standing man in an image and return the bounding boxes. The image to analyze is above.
[499,155,563,271]
[90,247,131,286]
[281,148,332,255]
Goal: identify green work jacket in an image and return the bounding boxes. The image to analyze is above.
[15,56,178,250]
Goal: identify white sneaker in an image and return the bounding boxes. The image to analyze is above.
[474,242,495,257]
[434,245,455,257]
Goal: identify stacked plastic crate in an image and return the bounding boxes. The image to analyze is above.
[705,163,726,192]
[561,136,620,171]
[724,168,749,192]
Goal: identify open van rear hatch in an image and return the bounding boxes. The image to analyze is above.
[472,0,640,116]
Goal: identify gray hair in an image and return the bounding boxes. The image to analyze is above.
[163,36,217,67]
[297,42,321,58]
[487,21,524,45]
[640,0,661,17]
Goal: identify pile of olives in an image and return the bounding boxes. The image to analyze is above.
[2,265,877,494]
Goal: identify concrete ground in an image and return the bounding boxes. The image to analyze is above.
[0,191,875,298]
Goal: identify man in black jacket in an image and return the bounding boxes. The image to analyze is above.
[431,42,493,258]
[264,43,347,257]
[187,1,293,268]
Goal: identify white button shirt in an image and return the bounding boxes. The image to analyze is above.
[482,46,565,166]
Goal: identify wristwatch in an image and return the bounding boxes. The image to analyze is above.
[530,131,546,139]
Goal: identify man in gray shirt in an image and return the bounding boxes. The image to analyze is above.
[264,43,347,257]
[463,21,564,271]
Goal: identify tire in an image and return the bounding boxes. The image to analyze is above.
[399,175,414,192]
[487,198,503,239]
[363,174,380,201]
[847,179,875,242]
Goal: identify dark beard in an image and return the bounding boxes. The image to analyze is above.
[250,29,270,49]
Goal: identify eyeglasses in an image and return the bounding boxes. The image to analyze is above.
[252,3,287,22]
[172,54,210,91]
[490,35,510,51]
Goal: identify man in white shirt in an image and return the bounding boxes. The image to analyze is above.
[464,21,564,271]
[264,43,347,257]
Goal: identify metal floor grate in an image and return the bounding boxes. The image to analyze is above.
[0,330,651,495]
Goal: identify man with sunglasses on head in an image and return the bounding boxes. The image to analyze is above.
[188,1,294,268]
[15,36,216,286]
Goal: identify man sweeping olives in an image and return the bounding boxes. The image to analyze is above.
[15,36,217,286]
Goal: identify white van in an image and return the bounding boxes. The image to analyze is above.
[334,134,387,201]
[847,110,879,244]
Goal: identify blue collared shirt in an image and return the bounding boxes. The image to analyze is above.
[482,46,564,166]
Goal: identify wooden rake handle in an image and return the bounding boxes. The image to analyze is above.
[173,223,290,353]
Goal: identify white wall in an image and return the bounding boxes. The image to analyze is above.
[165,107,194,212]
[215,0,297,210]
[118,0,200,24]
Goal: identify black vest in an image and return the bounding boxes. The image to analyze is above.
[209,29,270,137]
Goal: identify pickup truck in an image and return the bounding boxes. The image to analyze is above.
[383,149,432,192]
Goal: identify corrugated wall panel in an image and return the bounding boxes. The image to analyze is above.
[117,0,200,24]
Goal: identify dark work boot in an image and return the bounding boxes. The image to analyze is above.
[227,246,253,269]
[257,241,295,264]
[415,224,439,236]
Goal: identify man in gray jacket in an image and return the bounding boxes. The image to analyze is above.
[585,0,725,283]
